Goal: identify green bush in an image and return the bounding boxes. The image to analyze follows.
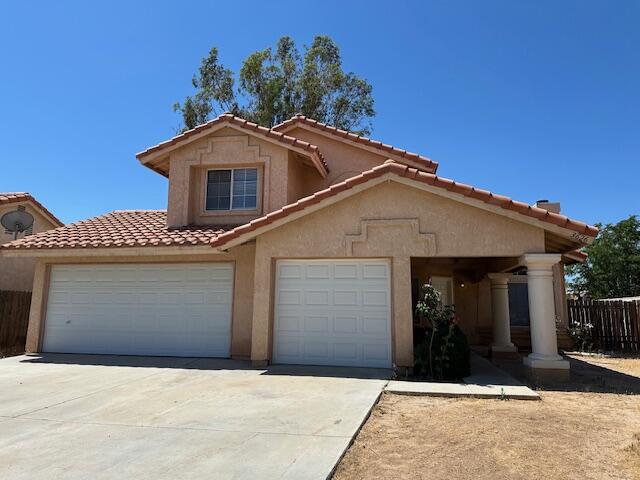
[414,284,470,381]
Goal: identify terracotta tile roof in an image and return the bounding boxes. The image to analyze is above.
[563,249,588,263]
[211,160,598,249]
[272,114,439,173]
[0,192,63,227]
[1,210,231,250]
[136,113,329,176]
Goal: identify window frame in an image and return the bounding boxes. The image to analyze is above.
[203,167,260,213]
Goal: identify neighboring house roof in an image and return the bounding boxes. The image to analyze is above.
[0,192,63,227]
[1,210,229,250]
[136,113,329,178]
[272,114,439,173]
[211,161,599,250]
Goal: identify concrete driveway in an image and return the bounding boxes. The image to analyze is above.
[0,354,389,480]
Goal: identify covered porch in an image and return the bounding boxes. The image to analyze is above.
[410,253,571,375]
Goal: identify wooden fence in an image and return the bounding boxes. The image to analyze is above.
[567,299,640,352]
[0,291,32,355]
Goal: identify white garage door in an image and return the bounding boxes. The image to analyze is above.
[43,263,233,357]
[273,259,392,368]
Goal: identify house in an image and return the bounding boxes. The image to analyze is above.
[0,114,598,377]
[0,193,63,292]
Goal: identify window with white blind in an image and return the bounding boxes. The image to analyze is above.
[205,168,258,211]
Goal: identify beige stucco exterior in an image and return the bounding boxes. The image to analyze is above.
[10,121,587,372]
[247,180,545,367]
[0,202,60,292]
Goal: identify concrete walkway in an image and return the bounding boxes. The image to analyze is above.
[0,354,389,480]
[385,354,539,400]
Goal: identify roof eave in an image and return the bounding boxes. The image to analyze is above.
[210,162,598,251]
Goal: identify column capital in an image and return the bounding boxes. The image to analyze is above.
[520,253,562,270]
[487,273,512,285]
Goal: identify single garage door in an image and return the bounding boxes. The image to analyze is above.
[273,259,392,368]
[43,263,233,357]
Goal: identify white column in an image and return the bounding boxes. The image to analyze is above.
[521,254,569,370]
[488,273,516,353]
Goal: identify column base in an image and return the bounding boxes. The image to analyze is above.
[251,359,269,368]
[523,354,569,370]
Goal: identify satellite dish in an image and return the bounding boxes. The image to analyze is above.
[1,206,34,240]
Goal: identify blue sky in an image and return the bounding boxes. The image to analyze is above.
[0,0,637,226]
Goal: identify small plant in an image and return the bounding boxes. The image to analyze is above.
[414,283,470,380]
[568,322,595,352]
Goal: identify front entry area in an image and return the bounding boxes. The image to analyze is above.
[273,259,392,368]
[42,263,233,357]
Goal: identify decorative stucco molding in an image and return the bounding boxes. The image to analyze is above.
[345,218,436,257]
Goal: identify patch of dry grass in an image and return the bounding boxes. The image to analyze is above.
[334,357,640,480]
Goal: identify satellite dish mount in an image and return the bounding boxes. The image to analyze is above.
[1,206,35,240]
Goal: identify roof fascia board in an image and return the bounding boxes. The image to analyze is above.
[391,176,594,245]
[0,245,223,258]
[218,176,391,250]
[218,173,593,250]
[275,122,436,173]
[139,122,328,178]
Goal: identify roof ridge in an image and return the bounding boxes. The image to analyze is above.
[136,113,329,176]
[210,161,598,249]
[111,209,167,213]
[272,115,438,173]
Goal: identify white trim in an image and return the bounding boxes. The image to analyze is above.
[204,167,259,212]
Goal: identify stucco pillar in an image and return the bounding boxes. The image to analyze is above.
[25,261,48,353]
[487,273,516,353]
[392,256,414,369]
[521,253,569,371]
[250,244,271,366]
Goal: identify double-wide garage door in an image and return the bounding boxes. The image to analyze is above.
[273,259,392,368]
[43,263,233,357]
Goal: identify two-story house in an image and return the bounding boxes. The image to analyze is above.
[1,114,597,377]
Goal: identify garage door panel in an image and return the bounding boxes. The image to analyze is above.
[43,263,233,357]
[274,259,391,368]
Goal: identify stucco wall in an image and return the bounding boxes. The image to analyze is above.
[166,128,292,228]
[0,203,59,292]
[24,245,256,358]
[248,180,546,367]
[282,126,391,192]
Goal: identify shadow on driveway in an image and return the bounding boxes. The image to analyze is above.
[17,353,393,380]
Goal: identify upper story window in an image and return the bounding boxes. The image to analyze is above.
[205,168,258,211]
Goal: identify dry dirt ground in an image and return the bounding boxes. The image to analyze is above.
[333,356,640,480]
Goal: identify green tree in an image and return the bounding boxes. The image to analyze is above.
[173,36,375,134]
[567,215,640,298]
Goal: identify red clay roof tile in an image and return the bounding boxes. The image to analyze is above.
[210,162,598,248]
[1,210,231,250]
[272,114,439,173]
[136,113,329,176]
[0,192,63,227]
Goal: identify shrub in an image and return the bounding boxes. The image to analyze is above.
[414,283,470,380]
[568,322,595,352]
